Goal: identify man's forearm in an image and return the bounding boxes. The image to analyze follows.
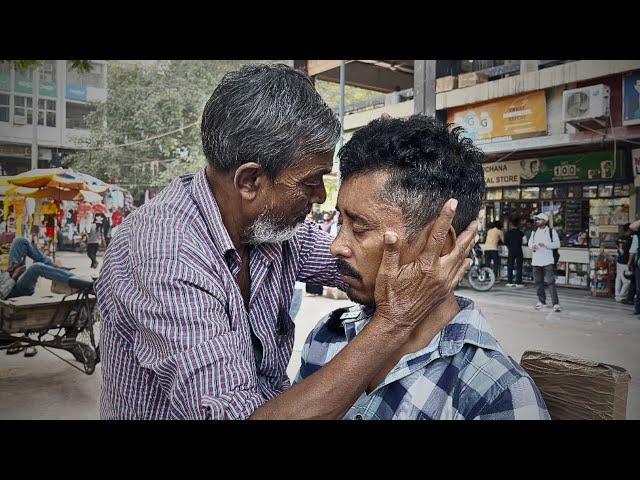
[250,315,417,420]
[629,254,636,269]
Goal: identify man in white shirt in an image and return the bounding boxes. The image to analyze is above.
[528,212,561,311]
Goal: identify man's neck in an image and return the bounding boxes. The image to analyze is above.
[403,295,460,356]
[205,166,250,255]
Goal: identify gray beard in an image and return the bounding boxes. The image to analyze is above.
[247,210,301,245]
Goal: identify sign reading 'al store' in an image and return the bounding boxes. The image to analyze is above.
[483,151,625,187]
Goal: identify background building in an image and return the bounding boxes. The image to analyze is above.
[300,60,640,294]
[0,60,107,175]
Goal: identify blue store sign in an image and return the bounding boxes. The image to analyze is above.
[66,82,87,101]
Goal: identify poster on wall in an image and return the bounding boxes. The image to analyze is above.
[633,148,640,176]
[623,70,640,126]
[448,90,547,144]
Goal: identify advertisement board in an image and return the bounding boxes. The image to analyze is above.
[448,90,547,144]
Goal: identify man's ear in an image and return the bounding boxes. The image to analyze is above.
[233,162,269,201]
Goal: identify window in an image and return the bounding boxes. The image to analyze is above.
[66,101,95,129]
[0,94,8,122]
[14,95,56,126]
[67,61,105,89]
[39,60,56,83]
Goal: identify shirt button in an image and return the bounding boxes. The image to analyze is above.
[354,414,363,420]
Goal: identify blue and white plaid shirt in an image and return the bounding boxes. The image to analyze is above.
[295,297,550,420]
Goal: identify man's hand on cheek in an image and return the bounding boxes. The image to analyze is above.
[372,198,478,335]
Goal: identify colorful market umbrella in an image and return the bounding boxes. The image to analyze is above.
[6,168,108,194]
[92,203,108,215]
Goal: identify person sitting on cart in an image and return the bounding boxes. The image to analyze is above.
[295,115,550,420]
[0,237,89,301]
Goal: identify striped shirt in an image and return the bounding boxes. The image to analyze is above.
[96,167,343,419]
[295,297,550,420]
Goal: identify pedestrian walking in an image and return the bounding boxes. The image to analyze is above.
[505,218,525,287]
[528,212,561,311]
[484,221,504,280]
[615,226,633,302]
[85,218,101,269]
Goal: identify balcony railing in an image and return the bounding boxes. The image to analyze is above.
[340,60,576,116]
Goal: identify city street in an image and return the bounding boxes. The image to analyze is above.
[1,251,639,419]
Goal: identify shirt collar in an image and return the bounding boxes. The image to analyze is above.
[342,296,500,360]
[341,296,501,392]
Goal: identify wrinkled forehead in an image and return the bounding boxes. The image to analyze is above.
[275,151,334,181]
[337,171,404,223]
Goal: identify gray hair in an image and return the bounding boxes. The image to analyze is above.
[201,63,341,178]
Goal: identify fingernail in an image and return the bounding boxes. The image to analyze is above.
[384,232,398,244]
[449,199,458,212]
[475,235,480,243]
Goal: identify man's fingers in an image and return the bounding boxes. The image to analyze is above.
[378,231,400,281]
[441,220,478,272]
[418,199,458,267]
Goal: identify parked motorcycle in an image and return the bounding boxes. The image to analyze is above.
[466,244,495,291]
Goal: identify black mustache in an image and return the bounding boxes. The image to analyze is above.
[336,259,362,281]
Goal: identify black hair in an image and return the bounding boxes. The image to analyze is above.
[201,63,340,179]
[338,115,485,236]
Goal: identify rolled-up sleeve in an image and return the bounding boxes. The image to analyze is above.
[295,221,345,290]
[127,257,265,420]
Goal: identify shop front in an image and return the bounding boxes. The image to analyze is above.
[479,149,632,295]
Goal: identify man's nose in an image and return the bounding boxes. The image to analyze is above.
[330,233,351,258]
[310,184,327,205]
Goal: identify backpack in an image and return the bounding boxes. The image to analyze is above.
[535,227,560,264]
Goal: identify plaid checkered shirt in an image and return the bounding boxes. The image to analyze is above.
[295,296,550,420]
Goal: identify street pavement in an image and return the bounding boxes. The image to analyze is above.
[1,251,638,419]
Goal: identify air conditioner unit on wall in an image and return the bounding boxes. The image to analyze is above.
[563,84,610,124]
[13,115,27,125]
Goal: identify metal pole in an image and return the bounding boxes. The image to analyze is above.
[338,60,345,150]
[31,67,39,170]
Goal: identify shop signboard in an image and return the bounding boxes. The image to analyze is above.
[482,160,523,187]
[39,80,57,98]
[623,70,640,126]
[66,82,86,101]
[483,151,625,187]
[519,151,624,184]
[0,73,10,92]
[448,90,547,144]
[14,74,33,94]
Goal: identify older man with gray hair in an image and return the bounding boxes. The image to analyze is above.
[96,64,478,420]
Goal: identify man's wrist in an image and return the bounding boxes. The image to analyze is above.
[367,312,411,352]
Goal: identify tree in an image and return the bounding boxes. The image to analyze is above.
[68,61,381,201]
[69,60,268,199]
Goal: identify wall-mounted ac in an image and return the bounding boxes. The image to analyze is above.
[563,84,610,125]
[13,115,27,125]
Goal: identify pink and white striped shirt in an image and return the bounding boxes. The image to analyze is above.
[96,168,342,419]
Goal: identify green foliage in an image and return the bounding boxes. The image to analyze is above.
[314,79,381,111]
[66,61,381,200]
[69,60,277,199]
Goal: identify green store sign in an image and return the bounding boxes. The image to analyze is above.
[39,80,57,98]
[519,151,625,185]
[0,73,10,92]
[14,74,32,94]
